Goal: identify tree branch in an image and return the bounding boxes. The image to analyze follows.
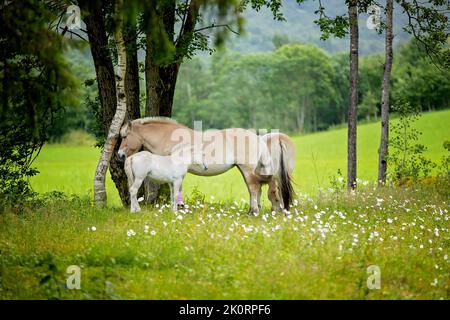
[59,26,89,42]
[176,0,200,48]
[194,23,240,35]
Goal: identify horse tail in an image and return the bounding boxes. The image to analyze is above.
[279,140,294,210]
[124,156,134,188]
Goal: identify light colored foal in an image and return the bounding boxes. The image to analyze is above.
[124,143,207,212]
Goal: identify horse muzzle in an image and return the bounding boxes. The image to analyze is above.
[118,151,126,162]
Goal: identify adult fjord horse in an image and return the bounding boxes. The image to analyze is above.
[118,117,295,214]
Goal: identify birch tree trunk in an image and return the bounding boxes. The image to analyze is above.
[377,0,394,186]
[347,0,359,191]
[93,1,127,207]
[83,1,124,206]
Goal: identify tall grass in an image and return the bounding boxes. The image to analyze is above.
[1,185,449,299]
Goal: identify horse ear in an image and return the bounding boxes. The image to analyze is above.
[120,118,131,137]
[125,114,131,126]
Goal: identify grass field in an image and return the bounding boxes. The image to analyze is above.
[1,110,449,299]
[1,186,449,299]
[30,109,450,207]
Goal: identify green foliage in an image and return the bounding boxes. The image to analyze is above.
[314,14,349,41]
[128,0,277,66]
[358,90,378,121]
[310,0,449,70]
[0,0,78,204]
[273,43,337,132]
[272,33,290,49]
[174,43,342,132]
[397,0,450,69]
[439,141,450,178]
[84,95,106,148]
[387,102,436,182]
[172,38,450,133]
[244,0,289,21]
[433,141,450,198]
[392,40,450,112]
[58,130,96,146]
[329,169,346,193]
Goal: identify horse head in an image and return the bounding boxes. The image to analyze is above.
[118,120,142,162]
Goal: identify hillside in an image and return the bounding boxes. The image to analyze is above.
[31,109,450,206]
[71,0,411,68]
[222,0,411,54]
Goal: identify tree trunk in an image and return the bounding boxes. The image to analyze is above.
[347,1,359,191]
[93,1,127,207]
[377,0,394,186]
[144,0,178,118]
[145,59,180,117]
[124,23,141,120]
[313,106,317,132]
[143,55,180,203]
[296,107,305,133]
[109,21,141,206]
[83,2,134,207]
[143,4,180,203]
[82,2,116,132]
[140,0,198,204]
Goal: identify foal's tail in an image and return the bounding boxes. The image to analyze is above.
[278,140,295,210]
[124,156,134,188]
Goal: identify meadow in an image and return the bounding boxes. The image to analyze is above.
[0,110,449,299]
[30,109,450,206]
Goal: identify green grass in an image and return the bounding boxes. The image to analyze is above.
[30,109,450,207]
[0,187,449,299]
[1,110,449,299]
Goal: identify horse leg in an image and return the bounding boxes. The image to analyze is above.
[168,183,176,212]
[176,184,184,208]
[237,165,261,216]
[257,185,262,211]
[130,177,144,213]
[247,182,261,215]
[268,178,282,212]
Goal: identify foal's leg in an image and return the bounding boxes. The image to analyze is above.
[237,165,261,215]
[130,177,144,213]
[172,179,183,212]
[168,183,175,212]
[176,184,184,207]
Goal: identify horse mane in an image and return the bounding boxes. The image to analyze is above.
[131,116,179,125]
[121,116,185,137]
